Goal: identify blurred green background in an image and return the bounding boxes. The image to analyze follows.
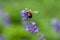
[0,0,60,40]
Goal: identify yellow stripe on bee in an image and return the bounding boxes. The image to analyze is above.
[27,9,32,14]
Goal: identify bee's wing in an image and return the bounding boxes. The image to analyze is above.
[32,11,39,14]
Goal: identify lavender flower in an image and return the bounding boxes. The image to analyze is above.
[33,27,38,33]
[3,19,10,26]
[0,34,6,40]
[0,10,10,26]
[26,25,31,31]
[3,13,10,26]
[21,8,28,17]
[51,18,60,33]
[51,18,59,26]
[21,9,28,21]
[21,10,28,17]
[39,33,45,40]
[21,9,29,27]
[22,17,28,21]
[30,21,36,27]
[26,21,38,33]
[31,26,39,33]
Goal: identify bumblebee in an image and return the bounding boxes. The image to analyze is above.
[26,9,32,18]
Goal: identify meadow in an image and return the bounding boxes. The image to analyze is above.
[0,0,60,40]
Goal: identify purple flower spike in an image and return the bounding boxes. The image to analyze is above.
[22,17,28,21]
[51,18,59,29]
[0,10,10,26]
[22,12,28,18]
[21,10,28,17]
[21,10,28,21]
[0,34,6,40]
[21,10,25,16]
[39,33,45,40]
[3,14,10,26]
[26,25,31,31]
[26,21,38,33]
[3,20,10,26]
[51,18,60,34]
[32,26,39,33]
[30,22,36,27]
[51,18,59,26]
